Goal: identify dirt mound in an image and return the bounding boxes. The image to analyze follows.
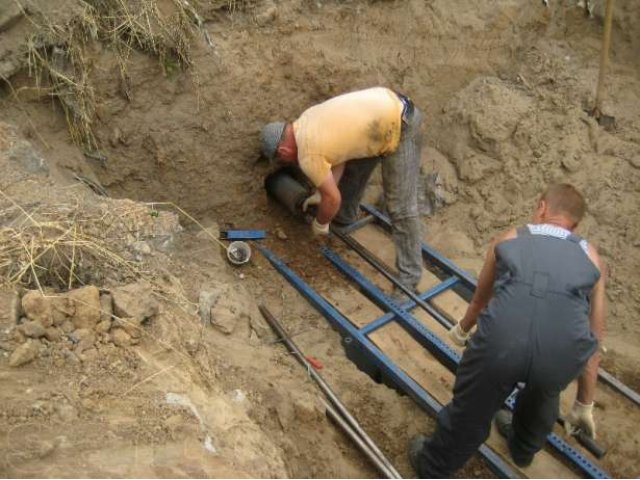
[428,70,640,380]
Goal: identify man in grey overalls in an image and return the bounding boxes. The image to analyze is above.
[409,184,606,476]
[260,87,423,292]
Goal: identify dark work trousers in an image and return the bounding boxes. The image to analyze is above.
[414,229,599,477]
[333,108,424,291]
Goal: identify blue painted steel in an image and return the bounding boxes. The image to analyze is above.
[361,204,640,410]
[597,369,640,407]
[360,204,477,291]
[323,246,610,479]
[256,243,517,479]
[338,216,375,235]
[221,229,266,240]
[360,276,459,336]
[322,247,461,372]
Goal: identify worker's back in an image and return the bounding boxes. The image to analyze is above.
[474,224,600,388]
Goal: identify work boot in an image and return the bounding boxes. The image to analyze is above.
[494,410,534,468]
[408,434,429,475]
[389,285,420,306]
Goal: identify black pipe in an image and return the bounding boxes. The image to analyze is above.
[332,227,454,330]
[258,305,402,479]
[264,168,309,216]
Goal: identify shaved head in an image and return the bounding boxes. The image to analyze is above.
[541,184,586,225]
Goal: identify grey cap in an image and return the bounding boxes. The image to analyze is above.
[260,121,286,161]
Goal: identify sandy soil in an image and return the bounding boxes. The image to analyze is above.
[0,0,639,477]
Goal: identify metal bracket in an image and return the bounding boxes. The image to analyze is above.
[220,229,266,240]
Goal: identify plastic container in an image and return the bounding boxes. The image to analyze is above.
[227,241,251,265]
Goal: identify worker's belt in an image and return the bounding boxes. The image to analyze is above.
[396,92,415,126]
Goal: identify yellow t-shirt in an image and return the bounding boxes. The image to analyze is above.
[293,87,403,187]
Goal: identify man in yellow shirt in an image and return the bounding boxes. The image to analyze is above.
[260,87,424,292]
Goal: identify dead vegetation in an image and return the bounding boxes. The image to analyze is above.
[16,0,206,149]
[0,188,143,290]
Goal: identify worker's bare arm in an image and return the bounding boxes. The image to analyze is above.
[459,227,517,332]
[577,244,606,405]
[316,171,342,225]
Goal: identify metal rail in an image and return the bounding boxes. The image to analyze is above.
[361,203,640,408]
[259,305,401,478]
[256,244,518,479]
[322,246,609,479]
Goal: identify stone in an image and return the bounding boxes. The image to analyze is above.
[275,227,287,240]
[110,328,131,347]
[95,320,111,334]
[22,290,53,326]
[100,293,113,322]
[67,286,101,329]
[60,320,75,334]
[112,318,141,338]
[71,328,95,353]
[111,282,159,325]
[20,320,46,338]
[9,339,40,367]
[11,327,26,343]
[44,327,63,342]
[199,284,256,335]
[51,297,74,326]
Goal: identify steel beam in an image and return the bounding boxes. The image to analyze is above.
[360,276,459,336]
[256,244,518,478]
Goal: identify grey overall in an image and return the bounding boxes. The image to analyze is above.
[333,101,423,290]
[414,226,600,477]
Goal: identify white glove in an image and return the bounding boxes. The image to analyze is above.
[564,400,596,439]
[311,218,330,236]
[302,191,322,212]
[448,323,470,347]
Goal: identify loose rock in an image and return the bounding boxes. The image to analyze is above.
[44,327,63,342]
[21,290,52,326]
[67,286,101,329]
[72,328,96,353]
[9,339,40,367]
[95,320,111,334]
[111,282,159,325]
[60,320,75,334]
[110,328,131,347]
[99,293,113,323]
[20,320,46,339]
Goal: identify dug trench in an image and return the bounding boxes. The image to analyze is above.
[1,0,639,477]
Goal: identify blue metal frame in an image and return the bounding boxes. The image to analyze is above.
[322,246,609,479]
[361,203,476,293]
[220,229,266,240]
[360,203,640,408]
[360,276,459,335]
[256,244,518,479]
[322,247,461,372]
